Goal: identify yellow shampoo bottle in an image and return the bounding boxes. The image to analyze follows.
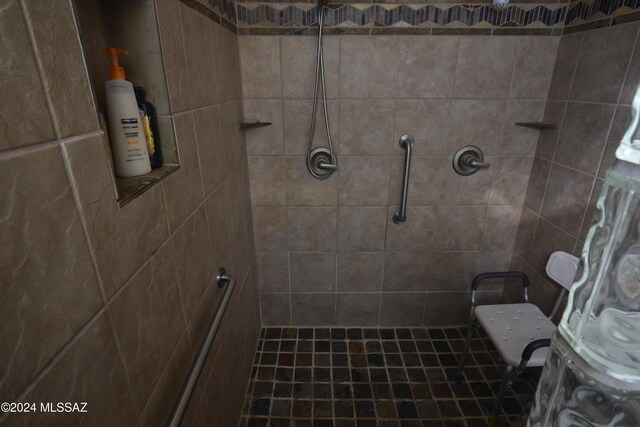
[104,48,151,177]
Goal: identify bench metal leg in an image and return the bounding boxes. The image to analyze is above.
[455,309,475,383]
[492,365,514,417]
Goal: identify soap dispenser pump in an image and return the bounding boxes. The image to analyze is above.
[104,48,151,178]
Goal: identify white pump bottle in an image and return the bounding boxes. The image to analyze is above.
[104,48,151,178]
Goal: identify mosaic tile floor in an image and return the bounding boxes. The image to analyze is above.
[240,327,541,427]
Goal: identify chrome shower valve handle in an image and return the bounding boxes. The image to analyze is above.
[318,162,337,170]
[453,145,491,176]
[308,147,337,179]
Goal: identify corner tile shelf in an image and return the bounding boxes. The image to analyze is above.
[117,164,179,208]
[515,122,558,130]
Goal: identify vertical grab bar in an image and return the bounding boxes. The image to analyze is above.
[167,268,236,427]
[393,134,414,224]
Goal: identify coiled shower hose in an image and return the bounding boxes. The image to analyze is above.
[306,3,337,179]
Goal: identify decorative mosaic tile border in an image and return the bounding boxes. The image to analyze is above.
[180,0,238,32]
[236,3,567,32]
[565,0,640,31]
[179,0,640,34]
[566,0,639,24]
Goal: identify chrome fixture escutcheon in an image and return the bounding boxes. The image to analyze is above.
[452,145,491,176]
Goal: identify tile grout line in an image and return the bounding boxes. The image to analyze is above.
[18,0,62,141]
[243,327,533,423]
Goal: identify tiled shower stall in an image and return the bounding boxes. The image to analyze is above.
[1,0,638,424]
[241,33,557,326]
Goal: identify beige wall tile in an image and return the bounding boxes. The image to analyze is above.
[510,36,560,99]
[454,36,518,98]
[540,164,593,237]
[547,33,584,101]
[339,100,395,155]
[388,155,441,206]
[524,157,552,214]
[205,182,233,266]
[156,0,191,112]
[291,293,336,325]
[481,205,521,252]
[337,206,387,251]
[171,204,215,321]
[490,156,534,205]
[287,207,337,251]
[290,252,336,292]
[570,23,639,103]
[555,102,615,175]
[15,313,137,426]
[139,335,193,427]
[162,113,205,231]
[239,36,282,98]
[284,99,339,155]
[423,292,471,326]
[448,100,506,155]
[0,144,102,402]
[535,101,566,161]
[244,99,284,155]
[394,100,452,155]
[220,100,247,166]
[385,206,437,252]
[180,4,218,108]
[338,156,391,206]
[500,100,545,156]
[253,206,288,252]
[260,293,291,325]
[336,293,381,326]
[225,161,256,278]
[256,252,289,292]
[382,252,430,292]
[475,250,511,275]
[504,253,527,303]
[0,0,55,151]
[213,24,242,103]
[526,218,576,276]
[337,252,384,292]
[427,252,479,292]
[108,241,187,409]
[340,36,398,98]
[513,207,538,258]
[23,0,98,138]
[437,156,496,205]
[194,106,227,195]
[434,206,487,251]
[249,156,286,206]
[281,36,340,99]
[397,36,459,98]
[379,293,425,326]
[64,136,169,298]
[285,156,337,206]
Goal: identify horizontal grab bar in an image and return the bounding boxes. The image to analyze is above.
[393,134,414,225]
[167,268,236,427]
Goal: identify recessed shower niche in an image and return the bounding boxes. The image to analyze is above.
[72,0,179,206]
